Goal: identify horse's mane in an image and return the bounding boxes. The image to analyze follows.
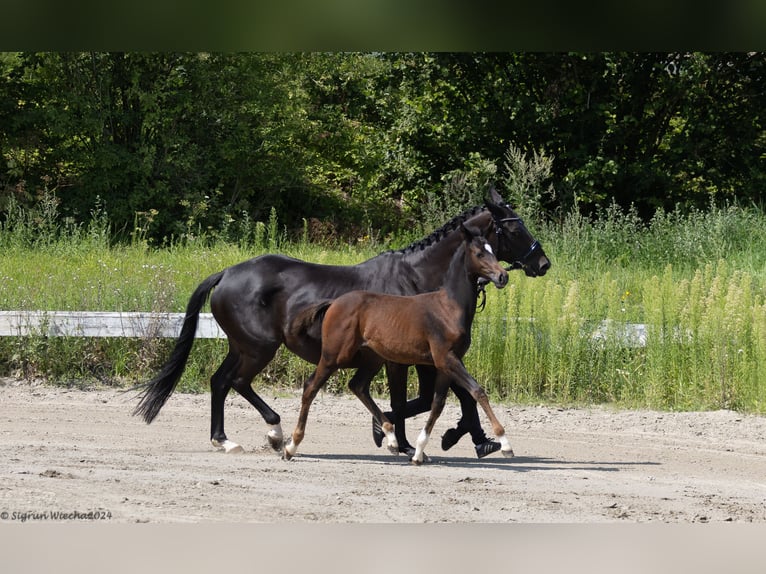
[394,204,487,254]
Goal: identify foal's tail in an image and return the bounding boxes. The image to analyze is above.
[291,299,333,341]
[132,270,225,423]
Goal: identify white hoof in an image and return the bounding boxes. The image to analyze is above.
[385,429,399,455]
[211,439,244,454]
[283,438,297,460]
[410,449,426,465]
[499,434,514,458]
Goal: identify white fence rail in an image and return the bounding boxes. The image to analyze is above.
[0,311,225,339]
[0,310,653,348]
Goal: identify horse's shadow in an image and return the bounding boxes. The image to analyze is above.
[300,452,660,473]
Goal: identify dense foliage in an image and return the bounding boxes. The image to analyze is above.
[2,52,765,242]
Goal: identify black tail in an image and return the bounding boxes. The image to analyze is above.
[133,271,225,423]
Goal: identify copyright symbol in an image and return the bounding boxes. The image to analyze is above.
[1,512,8,520]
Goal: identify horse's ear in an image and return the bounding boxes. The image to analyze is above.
[485,185,507,219]
[460,222,480,241]
[487,184,504,206]
[484,196,506,219]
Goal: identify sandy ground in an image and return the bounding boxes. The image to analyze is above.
[1,377,765,524]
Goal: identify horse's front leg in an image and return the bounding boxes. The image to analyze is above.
[382,362,415,456]
[411,374,450,465]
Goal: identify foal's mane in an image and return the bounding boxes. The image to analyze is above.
[394,205,487,254]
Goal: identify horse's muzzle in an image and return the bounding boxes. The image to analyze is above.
[493,270,509,289]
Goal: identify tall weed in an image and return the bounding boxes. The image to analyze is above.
[1,195,766,414]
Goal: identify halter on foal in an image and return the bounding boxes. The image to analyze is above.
[283,223,512,464]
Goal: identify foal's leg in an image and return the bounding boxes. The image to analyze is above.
[411,374,451,465]
[440,355,514,458]
[283,361,336,460]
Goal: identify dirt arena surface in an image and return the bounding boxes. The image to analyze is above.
[1,377,765,524]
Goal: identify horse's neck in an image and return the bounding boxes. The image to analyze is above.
[443,245,479,325]
[400,210,492,291]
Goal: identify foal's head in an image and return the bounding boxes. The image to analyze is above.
[461,223,509,289]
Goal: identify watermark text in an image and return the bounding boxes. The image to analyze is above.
[1,509,112,522]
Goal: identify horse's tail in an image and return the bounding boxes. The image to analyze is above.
[132,270,225,423]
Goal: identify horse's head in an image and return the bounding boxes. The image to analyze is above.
[485,186,551,277]
[461,223,508,289]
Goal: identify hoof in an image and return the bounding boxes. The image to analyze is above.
[266,424,284,452]
[498,434,514,459]
[266,433,284,452]
[387,443,400,455]
[212,439,244,454]
[441,427,467,451]
[407,449,429,464]
[282,438,297,461]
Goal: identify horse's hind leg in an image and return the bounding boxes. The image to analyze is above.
[210,344,282,454]
[232,347,284,451]
[210,351,243,453]
[347,360,399,454]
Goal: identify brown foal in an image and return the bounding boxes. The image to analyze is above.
[283,223,514,464]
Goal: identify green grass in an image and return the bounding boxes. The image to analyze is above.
[2,200,766,413]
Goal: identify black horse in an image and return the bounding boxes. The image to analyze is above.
[133,187,550,456]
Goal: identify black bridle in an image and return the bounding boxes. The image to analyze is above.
[475,213,543,312]
[494,216,543,271]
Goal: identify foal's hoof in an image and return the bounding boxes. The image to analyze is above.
[501,449,515,458]
[407,449,429,464]
[211,439,244,454]
[282,439,297,461]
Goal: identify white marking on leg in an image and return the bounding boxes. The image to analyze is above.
[266,423,285,451]
[385,429,399,454]
[499,434,514,457]
[268,423,283,442]
[412,428,430,464]
[211,438,244,454]
[283,438,297,458]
